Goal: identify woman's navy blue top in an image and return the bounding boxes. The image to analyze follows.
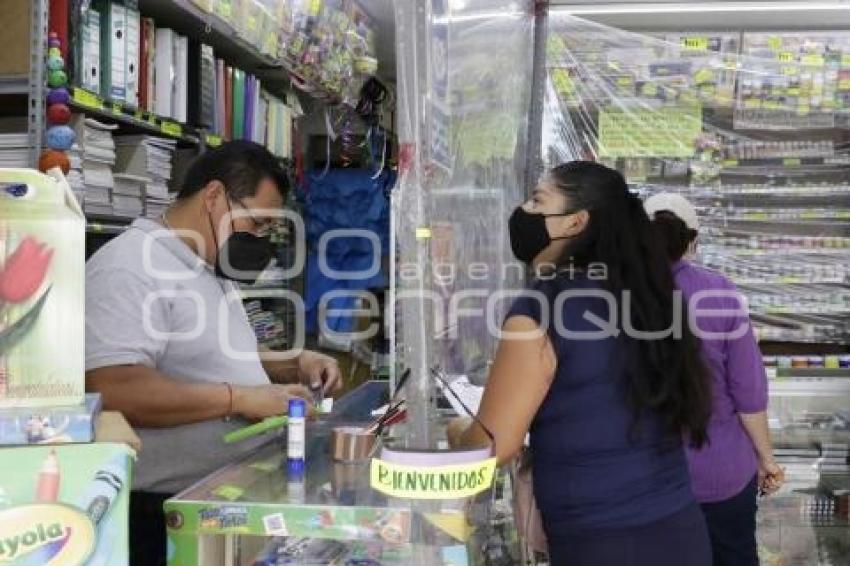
[507,274,694,536]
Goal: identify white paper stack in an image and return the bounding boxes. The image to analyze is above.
[112,174,147,218]
[114,135,177,219]
[0,133,30,168]
[70,115,118,215]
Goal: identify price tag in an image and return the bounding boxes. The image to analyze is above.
[161,121,182,137]
[722,159,738,167]
[767,36,782,51]
[782,66,798,77]
[111,102,123,116]
[783,158,802,167]
[778,52,794,63]
[787,87,801,96]
[72,88,103,110]
[205,133,222,147]
[681,37,708,52]
[309,0,322,16]
[616,76,633,87]
[415,227,432,240]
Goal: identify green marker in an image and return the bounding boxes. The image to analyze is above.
[223,415,288,444]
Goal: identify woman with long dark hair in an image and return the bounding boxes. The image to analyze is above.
[645,193,783,566]
[448,161,713,565]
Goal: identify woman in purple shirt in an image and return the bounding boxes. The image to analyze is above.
[645,193,785,566]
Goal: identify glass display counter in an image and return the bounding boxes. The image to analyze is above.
[164,382,518,565]
[758,375,850,565]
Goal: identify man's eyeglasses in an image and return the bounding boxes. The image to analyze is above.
[228,197,276,237]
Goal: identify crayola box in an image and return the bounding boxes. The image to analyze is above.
[0,168,85,408]
[0,393,102,446]
[0,442,133,565]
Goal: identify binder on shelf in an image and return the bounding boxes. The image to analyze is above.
[124,5,141,107]
[173,34,189,124]
[99,0,128,101]
[49,0,70,60]
[154,27,174,118]
[232,68,246,139]
[244,75,254,141]
[78,5,102,94]
[189,42,216,128]
[139,18,152,111]
[215,58,226,136]
[225,65,234,140]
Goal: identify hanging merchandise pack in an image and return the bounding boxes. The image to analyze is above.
[0,168,85,408]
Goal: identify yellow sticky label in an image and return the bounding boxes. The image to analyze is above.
[111,102,122,115]
[206,133,222,147]
[415,227,432,240]
[370,457,497,500]
[787,87,801,96]
[722,159,738,167]
[309,0,322,16]
[744,99,761,109]
[767,36,782,50]
[72,88,102,110]
[764,101,781,110]
[212,485,244,501]
[616,76,633,87]
[161,121,183,137]
[783,158,802,167]
[780,277,801,284]
[693,68,713,84]
[778,52,795,63]
[247,16,257,32]
[681,37,708,51]
[802,54,825,67]
[249,461,278,473]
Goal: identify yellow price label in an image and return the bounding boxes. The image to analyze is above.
[247,16,257,32]
[309,0,322,16]
[205,134,222,147]
[616,77,633,87]
[787,87,801,96]
[767,36,782,50]
[681,37,708,51]
[211,484,244,501]
[779,277,802,284]
[111,102,123,115]
[722,159,739,167]
[764,101,781,110]
[783,158,802,167]
[161,121,182,137]
[778,52,795,63]
[782,66,798,76]
[370,458,497,500]
[72,88,103,110]
[415,227,432,240]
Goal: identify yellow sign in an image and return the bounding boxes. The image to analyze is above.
[801,54,825,67]
[415,227,432,240]
[0,504,96,565]
[778,52,794,63]
[681,37,708,52]
[598,105,702,158]
[205,134,223,147]
[72,88,102,110]
[161,121,183,137]
[370,458,497,500]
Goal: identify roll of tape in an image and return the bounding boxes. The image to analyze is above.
[332,426,376,462]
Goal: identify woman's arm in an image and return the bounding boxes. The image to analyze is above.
[449,315,557,464]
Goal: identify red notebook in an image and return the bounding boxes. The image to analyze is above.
[225,66,233,140]
[48,0,69,60]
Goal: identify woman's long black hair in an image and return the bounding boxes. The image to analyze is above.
[548,161,712,447]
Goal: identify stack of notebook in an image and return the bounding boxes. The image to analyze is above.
[0,133,30,169]
[69,115,118,215]
[114,135,177,219]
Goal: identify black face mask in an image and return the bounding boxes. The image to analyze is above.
[209,202,275,285]
[508,206,573,264]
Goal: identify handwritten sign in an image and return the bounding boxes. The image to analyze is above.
[370,458,497,500]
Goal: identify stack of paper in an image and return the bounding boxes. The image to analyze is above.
[0,133,30,169]
[114,135,177,219]
[112,174,147,218]
[70,115,118,215]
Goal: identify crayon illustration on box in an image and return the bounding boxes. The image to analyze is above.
[0,443,133,565]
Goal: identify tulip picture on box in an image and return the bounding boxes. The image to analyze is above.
[0,236,53,356]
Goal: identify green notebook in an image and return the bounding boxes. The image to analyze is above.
[232,68,246,139]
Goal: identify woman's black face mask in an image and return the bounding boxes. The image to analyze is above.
[508,206,574,264]
[210,200,275,284]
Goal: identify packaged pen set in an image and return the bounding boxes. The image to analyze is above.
[0,443,133,565]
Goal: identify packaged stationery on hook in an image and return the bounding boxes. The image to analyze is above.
[0,168,85,408]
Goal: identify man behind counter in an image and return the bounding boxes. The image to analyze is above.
[85,141,341,565]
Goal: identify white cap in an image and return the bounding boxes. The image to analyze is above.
[644,193,699,231]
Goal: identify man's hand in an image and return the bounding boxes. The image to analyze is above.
[233,384,314,421]
[297,350,342,394]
